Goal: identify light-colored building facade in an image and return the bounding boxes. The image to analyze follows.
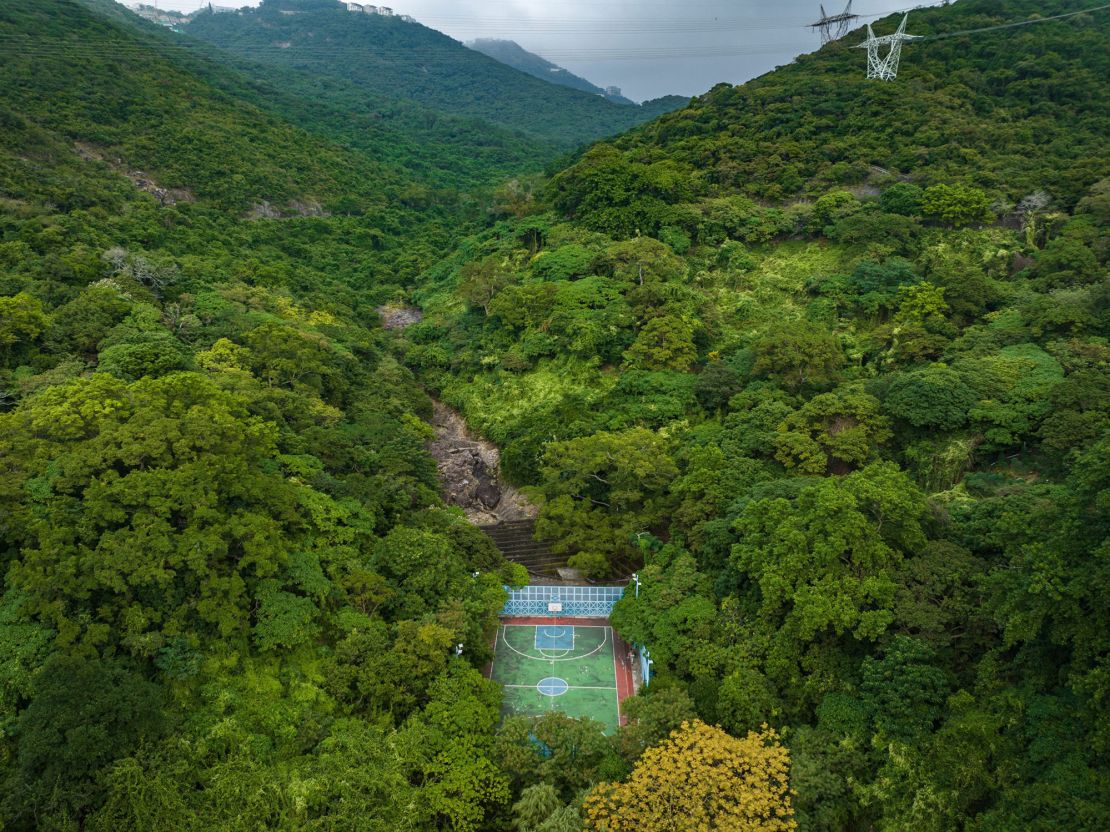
[341,1,408,20]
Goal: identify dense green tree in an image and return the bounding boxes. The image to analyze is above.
[921,184,995,227]
[752,321,844,392]
[96,330,194,380]
[547,277,635,361]
[48,284,134,358]
[846,258,919,316]
[732,463,927,645]
[0,371,330,655]
[884,365,977,430]
[531,244,596,282]
[511,783,580,832]
[810,190,861,233]
[0,292,49,365]
[623,314,697,371]
[537,428,678,574]
[774,388,892,474]
[5,655,164,826]
[460,255,517,315]
[496,712,615,800]
[693,360,744,413]
[860,636,949,741]
[610,545,715,672]
[879,183,924,217]
[957,344,1065,451]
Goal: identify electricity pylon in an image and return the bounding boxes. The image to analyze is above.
[809,2,859,45]
[856,14,921,81]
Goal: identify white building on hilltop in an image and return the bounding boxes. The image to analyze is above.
[341,1,406,18]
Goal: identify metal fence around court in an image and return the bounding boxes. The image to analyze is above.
[501,584,625,618]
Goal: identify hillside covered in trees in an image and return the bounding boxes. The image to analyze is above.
[399,0,1110,827]
[184,0,687,148]
[467,38,623,99]
[0,0,1107,829]
[0,1,535,827]
[466,39,691,117]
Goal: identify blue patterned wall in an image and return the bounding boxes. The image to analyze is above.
[501,584,625,618]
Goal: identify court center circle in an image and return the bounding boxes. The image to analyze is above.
[537,677,570,697]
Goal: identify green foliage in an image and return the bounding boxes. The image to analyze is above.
[623,314,697,371]
[537,428,678,574]
[860,637,949,741]
[496,711,615,800]
[5,655,164,825]
[810,190,861,232]
[385,3,1109,819]
[732,463,927,644]
[921,183,995,227]
[547,0,1109,230]
[752,320,844,392]
[511,783,580,832]
[0,292,49,364]
[879,183,924,217]
[884,364,977,430]
[531,244,596,282]
[774,388,892,474]
[1,0,1108,827]
[96,330,193,380]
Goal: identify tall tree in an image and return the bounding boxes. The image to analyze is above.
[583,720,795,832]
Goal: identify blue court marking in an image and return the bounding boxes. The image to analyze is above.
[535,626,574,651]
[537,677,570,696]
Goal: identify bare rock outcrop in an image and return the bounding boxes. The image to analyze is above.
[427,401,537,525]
[377,305,423,330]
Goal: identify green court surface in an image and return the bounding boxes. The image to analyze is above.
[491,623,620,733]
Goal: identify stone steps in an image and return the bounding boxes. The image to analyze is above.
[480,518,638,583]
[480,519,564,578]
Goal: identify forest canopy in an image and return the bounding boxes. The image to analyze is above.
[0,0,1107,829]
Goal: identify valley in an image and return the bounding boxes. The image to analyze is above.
[0,0,1107,830]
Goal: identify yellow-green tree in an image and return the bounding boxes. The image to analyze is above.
[583,720,796,832]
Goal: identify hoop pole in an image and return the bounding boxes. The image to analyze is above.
[550,596,558,710]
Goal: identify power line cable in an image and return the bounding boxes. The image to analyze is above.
[922,2,1110,39]
[2,3,1106,64]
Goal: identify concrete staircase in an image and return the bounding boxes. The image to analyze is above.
[479,519,564,578]
[480,518,639,583]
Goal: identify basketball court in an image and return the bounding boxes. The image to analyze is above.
[489,585,638,734]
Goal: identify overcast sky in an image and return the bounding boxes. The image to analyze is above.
[148,0,944,101]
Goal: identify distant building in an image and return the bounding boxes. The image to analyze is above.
[340,1,408,19]
[605,86,622,97]
[129,4,186,27]
[208,3,238,12]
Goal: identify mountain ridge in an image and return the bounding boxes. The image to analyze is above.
[182,0,688,147]
[467,38,633,103]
